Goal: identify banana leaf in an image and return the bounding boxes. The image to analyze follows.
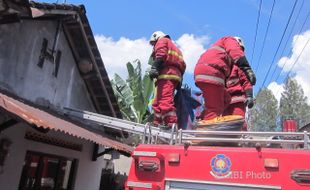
[111,59,154,124]
[127,60,145,122]
[113,74,134,107]
[143,72,154,109]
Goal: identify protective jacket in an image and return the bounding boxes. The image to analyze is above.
[194,36,245,86]
[152,37,186,81]
[226,65,252,104]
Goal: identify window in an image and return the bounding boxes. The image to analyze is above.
[18,151,77,190]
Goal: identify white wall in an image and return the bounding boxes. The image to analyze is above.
[0,123,131,190]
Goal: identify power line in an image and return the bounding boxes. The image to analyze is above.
[274,11,310,83]
[255,0,275,72]
[250,0,263,63]
[284,39,310,79]
[268,0,304,84]
[274,37,310,98]
[260,0,298,88]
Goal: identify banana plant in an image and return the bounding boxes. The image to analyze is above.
[111,59,154,123]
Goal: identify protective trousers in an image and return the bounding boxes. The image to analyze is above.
[152,79,179,127]
[223,102,247,130]
[196,82,231,120]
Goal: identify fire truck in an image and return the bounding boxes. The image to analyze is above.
[64,108,310,190]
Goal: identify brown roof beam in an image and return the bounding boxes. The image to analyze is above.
[77,15,116,117]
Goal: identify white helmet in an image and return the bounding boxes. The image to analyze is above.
[234,36,245,50]
[149,31,167,44]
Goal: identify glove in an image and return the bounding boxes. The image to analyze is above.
[244,68,256,85]
[148,55,155,66]
[245,89,254,108]
[149,59,163,80]
[149,67,159,80]
[236,56,256,85]
[176,79,182,90]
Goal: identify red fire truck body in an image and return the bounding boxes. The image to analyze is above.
[62,108,310,190]
[126,144,310,190]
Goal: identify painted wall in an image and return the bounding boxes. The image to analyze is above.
[0,19,94,112]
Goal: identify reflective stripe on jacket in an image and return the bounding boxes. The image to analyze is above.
[195,74,225,86]
[231,95,246,104]
[194,36,245,84]
[153,37,186,80]
[158,74,181,81]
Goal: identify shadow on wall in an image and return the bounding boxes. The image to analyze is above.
[35,97,60,110]
[0,137,12,174]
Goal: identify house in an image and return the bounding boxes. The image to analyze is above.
[0,1,132,189]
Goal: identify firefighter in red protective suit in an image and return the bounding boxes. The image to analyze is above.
[194,36,256,123]
[148,31,186,129]
[223,64,254,130]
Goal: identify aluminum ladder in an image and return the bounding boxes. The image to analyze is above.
[64,107,310,149]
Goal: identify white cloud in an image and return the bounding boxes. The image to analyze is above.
[272,30,310,102]
[267,81,284,103]
[95,34,209,79]
[294,75,310,99]
[277,30,310,74]
[95,35,152,79]
[175,34,209,73]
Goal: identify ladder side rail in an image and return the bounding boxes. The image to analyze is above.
[65,107,156,130]
[181,130,309,136]
[181,137,306,145]
[101,121,173,139]
[64,108,309,147]
[64,107,179,140]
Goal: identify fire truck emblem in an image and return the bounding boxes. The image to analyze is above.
[210,154,232,179]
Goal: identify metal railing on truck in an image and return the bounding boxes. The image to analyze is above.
[64,107,310,150]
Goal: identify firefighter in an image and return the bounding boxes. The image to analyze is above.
[149,31,186,129]
[194,36,256,123]
[223,64,254,130]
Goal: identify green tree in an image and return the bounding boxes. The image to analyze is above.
[248,88,278,131]
[279,77,310,129]
[110,59,154,123]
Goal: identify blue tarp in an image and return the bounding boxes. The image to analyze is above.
[174,85,203,130]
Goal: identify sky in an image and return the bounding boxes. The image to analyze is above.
[44,0,310,102]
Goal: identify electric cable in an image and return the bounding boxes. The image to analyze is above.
[274,37,310,97]
[274,10,310,83]
[260,0,298,88]
[268,0,304,84]
[255,0,275,72]
[250,0,263,63]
